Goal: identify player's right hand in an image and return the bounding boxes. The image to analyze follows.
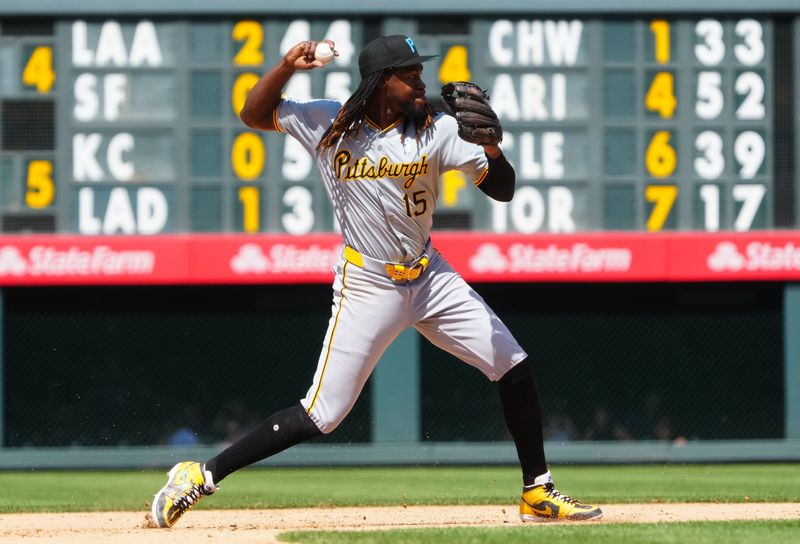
[284,40,336,70]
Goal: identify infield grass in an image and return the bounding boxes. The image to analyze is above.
[0,463,797,513]
[280,520,800,544]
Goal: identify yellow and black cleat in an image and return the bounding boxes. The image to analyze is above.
[150,461,217,528]
[520,483,602,521]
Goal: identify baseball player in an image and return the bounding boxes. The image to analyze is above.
[150,35,602,528]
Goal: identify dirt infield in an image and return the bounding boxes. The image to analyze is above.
[1,504,798,543]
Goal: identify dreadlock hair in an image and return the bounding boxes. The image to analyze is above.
[317,69,438,150]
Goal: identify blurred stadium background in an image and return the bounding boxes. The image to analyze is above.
[0,0,798,468]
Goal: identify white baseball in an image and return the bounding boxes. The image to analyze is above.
[315,42,335,64]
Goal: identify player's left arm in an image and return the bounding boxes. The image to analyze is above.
[439,82,514,202]
[475,144,515,202]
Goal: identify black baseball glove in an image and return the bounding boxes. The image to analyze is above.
[440,81,502,146]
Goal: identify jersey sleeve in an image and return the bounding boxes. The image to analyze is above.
[435,114,490,186]
[274,98,342,155]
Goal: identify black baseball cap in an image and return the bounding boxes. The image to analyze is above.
[358,35,437,77]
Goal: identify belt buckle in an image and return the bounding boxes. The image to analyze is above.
[385,263,409,281]
[385,256,429,282]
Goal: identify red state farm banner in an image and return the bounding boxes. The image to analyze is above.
[190,235,342,284]
[0,234,343,286]
[0,235,191,285]
[431,232,800,282]
[430,232,668,282]
[666,232,800,281]
[1,232,799,285]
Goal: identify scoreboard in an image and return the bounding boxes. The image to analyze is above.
[0,7,797,237]
[417,17,784,233]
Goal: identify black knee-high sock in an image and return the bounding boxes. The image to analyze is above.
[498,359,548,487]
[205,403,321,483]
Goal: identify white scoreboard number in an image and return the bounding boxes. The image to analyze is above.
[692,19,767,232]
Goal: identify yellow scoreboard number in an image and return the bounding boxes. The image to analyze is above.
[22,45,56,210]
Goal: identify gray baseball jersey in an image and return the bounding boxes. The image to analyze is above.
[275,98,527,433]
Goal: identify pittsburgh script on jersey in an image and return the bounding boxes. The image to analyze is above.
[333,150,429,188]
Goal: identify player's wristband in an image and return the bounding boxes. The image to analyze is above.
[479,152,515,202]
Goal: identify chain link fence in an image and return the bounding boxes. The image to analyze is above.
[422,282,784,443]
[3,285,371,447]
[3,282,784,448]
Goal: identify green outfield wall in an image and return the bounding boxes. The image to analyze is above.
[0,282,798,468]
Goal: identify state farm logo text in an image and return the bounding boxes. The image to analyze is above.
[707,241,800,272]
[469,243,632,274]
[231,243,339,274]
[0,245,155,276]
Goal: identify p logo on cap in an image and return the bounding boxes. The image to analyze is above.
[358,35,436,77]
